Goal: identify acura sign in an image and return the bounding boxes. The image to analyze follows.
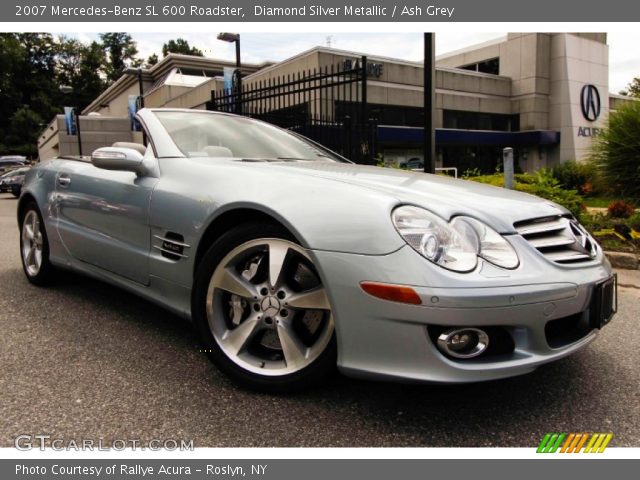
[580,84,601,122]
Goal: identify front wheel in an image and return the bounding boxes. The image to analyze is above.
[192,223,337,392]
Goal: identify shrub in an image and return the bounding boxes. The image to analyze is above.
[608,200,636,218]
[551,160,596,195]
[465,170,585,218]
[628,212,640,231]
[590,101,640,199]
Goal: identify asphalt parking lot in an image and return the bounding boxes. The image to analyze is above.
[0,192,639,448]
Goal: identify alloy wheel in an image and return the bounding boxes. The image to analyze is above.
[206,238,334,376]
[21,210,43,277]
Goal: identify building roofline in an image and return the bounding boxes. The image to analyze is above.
[244,45,425,80]
[83,53,273,114]
[436,35,507,62]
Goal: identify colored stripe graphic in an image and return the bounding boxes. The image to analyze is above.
[537,433,613,453]
[574,433,589,453]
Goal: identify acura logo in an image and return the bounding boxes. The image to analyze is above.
[580,85,601,122]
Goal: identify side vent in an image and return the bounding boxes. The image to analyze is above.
[153,232,190,261]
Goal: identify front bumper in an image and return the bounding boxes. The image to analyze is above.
[0,182,20,192]
[312,241,612,383]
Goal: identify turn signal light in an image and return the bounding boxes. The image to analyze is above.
[360,281,422,305]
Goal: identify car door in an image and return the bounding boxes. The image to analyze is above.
[54,158,158,285]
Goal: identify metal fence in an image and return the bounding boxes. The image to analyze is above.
[207,56,377,164]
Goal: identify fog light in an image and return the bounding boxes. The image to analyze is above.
[437,328,489,359]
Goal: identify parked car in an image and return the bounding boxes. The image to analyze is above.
[17,108,616,391]
[0,166,29,197]
[0,156,27,173]
[405,157,424,170]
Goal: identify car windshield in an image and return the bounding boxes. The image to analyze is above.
[154,111,346,162]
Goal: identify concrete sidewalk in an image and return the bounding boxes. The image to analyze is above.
[615,268,640,289]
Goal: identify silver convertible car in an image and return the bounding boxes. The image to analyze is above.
[18,108,616,391]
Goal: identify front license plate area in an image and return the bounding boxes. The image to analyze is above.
[589,274,617,329]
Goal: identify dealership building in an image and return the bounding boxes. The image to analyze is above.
[38,32,634,172]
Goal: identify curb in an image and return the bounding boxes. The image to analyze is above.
[605,251,639,270]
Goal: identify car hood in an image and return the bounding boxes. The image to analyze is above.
[264,161,568,233]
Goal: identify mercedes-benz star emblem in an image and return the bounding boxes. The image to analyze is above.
[260,296,281,317]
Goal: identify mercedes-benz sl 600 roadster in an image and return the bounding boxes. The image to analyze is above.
[18,109,616,391]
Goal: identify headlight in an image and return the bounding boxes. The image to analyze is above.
[451,216,519,269]
[392,206,519,272]
[392,206,478,272]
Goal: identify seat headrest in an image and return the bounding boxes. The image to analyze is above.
[203,146,233,158]
[112,142,146,155]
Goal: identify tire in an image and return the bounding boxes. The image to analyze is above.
[19,202,56,286]
[192,222,337,392]
[11,186,21,198]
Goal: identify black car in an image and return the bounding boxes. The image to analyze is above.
[0,166,29,197]
[0,156,27,174]
[403,157,424,170]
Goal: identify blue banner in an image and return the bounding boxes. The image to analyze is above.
[128,94,142,131]
[63,107,76,135]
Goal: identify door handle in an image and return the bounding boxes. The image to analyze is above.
[58,175,71,187]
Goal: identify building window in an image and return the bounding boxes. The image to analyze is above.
[459,58,500,75]
[336,101,425,127]
[443,110,519,132]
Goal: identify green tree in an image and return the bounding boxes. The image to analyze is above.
[0,33,110,157]
[622,77,640,98]
[0,33,59,156]
[77,41,107,108]
[54,37,105,111]
[161,38,203,57]
[146,53,159,66]
[590,100,640,199]
[100,32,140,83]
[4,106,43,157]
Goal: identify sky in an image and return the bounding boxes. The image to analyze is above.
[73,32,639,93]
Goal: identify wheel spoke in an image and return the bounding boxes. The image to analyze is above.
[215,267,257,299]
[277,323,308,369]
[26,246,35,266]
[267,241,289,288]
[24,225,34,241]
[287,287,330,311]
[221,316,261,355]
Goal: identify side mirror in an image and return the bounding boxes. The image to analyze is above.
[91,147,146,175]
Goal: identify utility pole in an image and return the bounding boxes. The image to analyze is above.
[423,33,436,174]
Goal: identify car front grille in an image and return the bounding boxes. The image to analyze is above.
[514,215,598,265]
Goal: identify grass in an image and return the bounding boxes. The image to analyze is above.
[583,197,617,208]
[583,196,639,209]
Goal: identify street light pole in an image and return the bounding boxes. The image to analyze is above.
[217,32,241,68]
[235,35,241,68]
[59,85,83,157]
[124,67,148,144]
[217,33,242,114]
[74,108,83,157]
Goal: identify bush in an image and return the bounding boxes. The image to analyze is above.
[465,170,585,218]
[608,200,636,218]
[551,160,596,195]
[590,101,640,199]
[628,212,640,231]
